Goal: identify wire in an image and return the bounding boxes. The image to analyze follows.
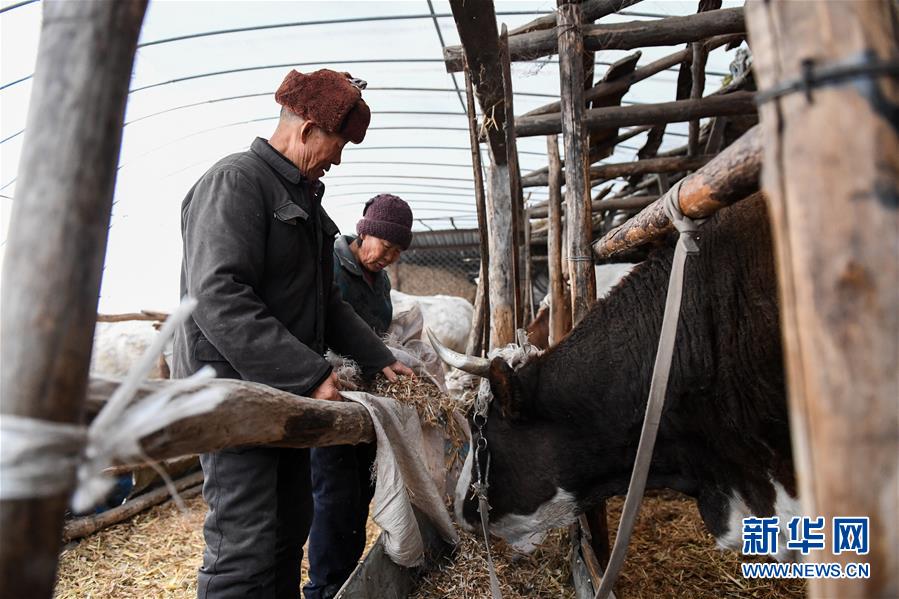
[129,58,447,93]
[426,0,466,114]
[136,11,549,48]
[0,0,38,15]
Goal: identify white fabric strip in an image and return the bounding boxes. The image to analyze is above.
[0,297,228,513]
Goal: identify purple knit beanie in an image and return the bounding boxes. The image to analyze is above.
[356,194,413,250]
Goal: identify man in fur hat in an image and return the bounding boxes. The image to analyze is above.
[172,69,412,598]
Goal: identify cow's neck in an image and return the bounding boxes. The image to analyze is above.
[520,251,702,501]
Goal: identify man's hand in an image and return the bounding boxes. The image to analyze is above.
[381,360,414,382]
[310,371,342,401]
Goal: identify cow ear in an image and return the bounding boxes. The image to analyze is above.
[488,358,523,420]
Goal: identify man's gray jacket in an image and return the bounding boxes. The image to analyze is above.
[172,137,395,395]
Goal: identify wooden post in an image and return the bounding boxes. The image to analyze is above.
[546,135,570,346]
[0,2,147,597]
[463,60,490,356]
[447,0,515,348]
[558,0,596,324]
[485,164,516,347]
[499,24,525,330]
[687,41,708,155]
[746,2,898,596]
[558,0,610,577]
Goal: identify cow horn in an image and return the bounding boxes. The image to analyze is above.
[426,329,490,377]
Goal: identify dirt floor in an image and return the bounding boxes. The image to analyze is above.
[54,494,380,598]
[55,490,805,598]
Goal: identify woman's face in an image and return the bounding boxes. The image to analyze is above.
[356,234,402,272]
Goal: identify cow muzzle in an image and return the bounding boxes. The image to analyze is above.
[427,329,490,377]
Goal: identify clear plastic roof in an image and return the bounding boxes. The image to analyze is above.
[0,0,744,311]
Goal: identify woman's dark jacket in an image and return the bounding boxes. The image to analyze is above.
[332,235,393,336]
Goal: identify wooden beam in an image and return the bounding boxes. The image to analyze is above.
[587,51,642,160]
[747,2,898,597]
[516,91,757,137]
[499,24,525,330]
[463,62,490,357]
[530,193,658,220]
[485,165,516,347]
[62,472,204,542]
[588,155,711,183]
[593,125,762,260]
[96,310,168,323]
[445,6,744,72]
[521,125,652,187]
[546,135,570,346]
[507,0,642,36]
[687,41,708,155]
[85,376,377,461]
[523,33,741,118]
[0,2,147,597]
[558,0,596,324]
[523,154,711,188]
[447,0,506,163]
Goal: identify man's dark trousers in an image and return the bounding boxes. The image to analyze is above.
[302,442,377,599]
[198,447,312,599]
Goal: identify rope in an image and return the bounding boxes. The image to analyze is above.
[593,179,704,599]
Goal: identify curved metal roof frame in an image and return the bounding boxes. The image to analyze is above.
[0,0,747,313]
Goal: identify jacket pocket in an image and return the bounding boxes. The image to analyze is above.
[273,201,309,225]
[194,337,226,362]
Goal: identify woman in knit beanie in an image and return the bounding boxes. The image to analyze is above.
[352,193,413,273]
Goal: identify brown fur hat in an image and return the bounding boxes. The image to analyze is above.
[275,69,371,144]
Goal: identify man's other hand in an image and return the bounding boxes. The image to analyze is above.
[310,371,342,401]
[381,361,414,382]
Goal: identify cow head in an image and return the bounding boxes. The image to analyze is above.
[428,331,580,546]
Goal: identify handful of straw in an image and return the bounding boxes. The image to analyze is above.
[368,374,467,450]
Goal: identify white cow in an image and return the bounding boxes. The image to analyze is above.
[390,290,473,354]
[90,320,171,379]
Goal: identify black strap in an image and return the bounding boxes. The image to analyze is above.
[755,52,899,104]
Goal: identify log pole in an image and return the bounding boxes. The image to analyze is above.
[522,154,712,188]
[444,6,745,72]
[85,377,377,460]
[62,472,204,542]
[688,41,708,155]
[523,32,740,118]
[0,2,147,597]
[593,125,762,260]
[558,0,596,324]
[516,91,757,138]
[485,164,516,347]
[747,1,898,596]
[463,59,490,356]
[546,135,571,346]
[499,24,525,330]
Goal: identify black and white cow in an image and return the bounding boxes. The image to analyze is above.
[431,193,800,560]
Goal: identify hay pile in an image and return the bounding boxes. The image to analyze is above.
[54,494,381,598]
[412,528,574,599]
[411,491,805,599]
[369,374,467,451]
[607,490,805,599]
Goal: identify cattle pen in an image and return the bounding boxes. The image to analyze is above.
[1,2,896,599]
